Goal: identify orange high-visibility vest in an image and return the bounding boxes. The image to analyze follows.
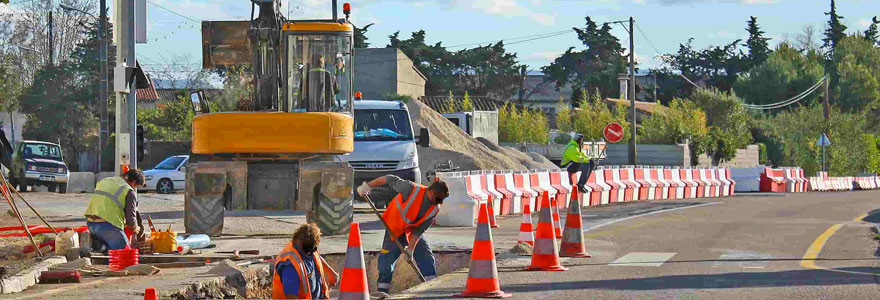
[272,241,337,299]
[381,185,438,241]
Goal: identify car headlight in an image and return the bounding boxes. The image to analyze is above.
[57,167,66,173]
[27,165,36,171]
[399,151,418,169]
[145,175,153,180]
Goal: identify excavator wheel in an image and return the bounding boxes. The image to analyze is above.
[184,165,227,236]
[312,192,352,236]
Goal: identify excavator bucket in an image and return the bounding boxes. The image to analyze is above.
[201,21,251,68]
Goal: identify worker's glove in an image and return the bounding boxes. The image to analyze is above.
[357,182,371,197]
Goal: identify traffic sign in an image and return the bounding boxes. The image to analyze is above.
[816,133,831,147]
[603,123,624,143]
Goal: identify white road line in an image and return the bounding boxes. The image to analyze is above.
[610,252,678,267]
[585,202,720,232]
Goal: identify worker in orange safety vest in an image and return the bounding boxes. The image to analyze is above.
[272,223,338,299]
[358,175,449,296]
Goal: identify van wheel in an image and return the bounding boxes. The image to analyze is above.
[59,183,67,194]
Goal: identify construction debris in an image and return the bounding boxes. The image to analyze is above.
[102,264,160,277]
[207,259,244,276]
[509,242,533,256]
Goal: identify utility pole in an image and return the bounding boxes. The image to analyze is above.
[628,16,637,165]
[99,0,108,172]
[48,12,54,66]
[114,0,137,174]
[822,76,830,173]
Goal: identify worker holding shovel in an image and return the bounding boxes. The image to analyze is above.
[358,175,449,297]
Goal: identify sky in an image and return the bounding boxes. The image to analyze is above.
[7,0,880,75]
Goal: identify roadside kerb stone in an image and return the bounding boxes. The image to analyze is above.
[1,256,67,294]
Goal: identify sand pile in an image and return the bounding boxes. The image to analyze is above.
[407,100,557,176]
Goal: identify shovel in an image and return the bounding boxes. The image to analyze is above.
[361,193,427,283]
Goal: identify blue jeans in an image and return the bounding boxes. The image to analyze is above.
[87,221,129,253]
[376,231,437,293]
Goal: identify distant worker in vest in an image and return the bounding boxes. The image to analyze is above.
[273,223,338,299]
[562,132,599,193]
[84,169,146,254]
[357,175,449,296]
[304,53,340,111]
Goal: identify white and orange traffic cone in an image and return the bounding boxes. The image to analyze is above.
[559,190,591,258]
[487,196,500,228]
[455,203,512,298]
[518,202,534,246]
[338,223,369,300]
[524,192,567,272]
[549,194,563,238]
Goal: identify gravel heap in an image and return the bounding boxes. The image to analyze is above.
[406,100,557,176]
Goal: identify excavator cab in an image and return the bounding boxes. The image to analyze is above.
[186,1,356,237]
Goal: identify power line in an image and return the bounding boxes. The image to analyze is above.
[146,0,200,24]
[634,22,664,58]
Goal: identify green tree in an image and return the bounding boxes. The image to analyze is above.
[453,42,523,99]
[662,38,745,92]
[137,96,194,142]
[354,23,374,48]
[689,88,753,164]
[557,91,630,143]
[823,0,848,90]
[864,17,879,46]
[213,66,252,111]
[389,30,455,95]
[640,99,710,163]
[444,91,455,113]
[734,43,826,108]
[461,91,474,111]
[760,105,873,176]
[744,16,772,70]
[498,103,548,144]
[543,16,627,100]
[833,36,880,112]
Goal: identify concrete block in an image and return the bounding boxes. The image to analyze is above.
[1,277,22,294]
[68,172,96,193]
[96,172,115,182]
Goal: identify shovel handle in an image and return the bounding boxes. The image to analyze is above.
[362,193,427,282]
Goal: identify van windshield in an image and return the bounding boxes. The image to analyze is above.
[354,110,413,141]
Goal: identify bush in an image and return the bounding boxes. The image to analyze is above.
[640,98,710,164]
[689,88,753,164]
[556,91,630,143]
[499,103,549,144]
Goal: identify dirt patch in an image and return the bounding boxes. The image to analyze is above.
[508,243,533,256]
[167,250,472,299]
[0,211,51,279]
[407,100,557,175]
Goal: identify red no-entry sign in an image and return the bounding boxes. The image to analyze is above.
[603,123,624,143]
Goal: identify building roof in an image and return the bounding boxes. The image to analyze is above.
[515,74,574,103]
[135,76,159,101]
[419,95,519,113]
[603,98,663,114]
[155,89,224,103]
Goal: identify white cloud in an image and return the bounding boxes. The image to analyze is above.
[528,50,563,61]
[456,0,556,26]
[857,19,872,28]
[709,30,736,39]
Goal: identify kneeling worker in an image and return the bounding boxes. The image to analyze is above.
[358,175,449,296]
[84,169,145,253]
[273,223,338,299]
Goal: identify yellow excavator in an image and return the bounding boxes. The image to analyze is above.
[186,0,355,236]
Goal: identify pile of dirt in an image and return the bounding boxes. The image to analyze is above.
[407,100,557,176]
[508,242,533,256]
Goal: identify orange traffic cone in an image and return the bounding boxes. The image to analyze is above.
[455,203,511,298]
[549,194,563,238]
[144,288,158,300]
[487,196,500,228]
[524,192,567,272]
[518,202,534,246]
[338,223,369,300]
[559,189,591,258]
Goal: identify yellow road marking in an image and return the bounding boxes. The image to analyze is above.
[800,213,879,276]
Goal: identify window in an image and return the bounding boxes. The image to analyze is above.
[155,156,186,170]
[21,143,62,160]
[354,110,414,141]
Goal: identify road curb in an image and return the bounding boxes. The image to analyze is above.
[1,256,67,294]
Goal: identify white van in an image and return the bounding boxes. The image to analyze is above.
[341,100,429,206]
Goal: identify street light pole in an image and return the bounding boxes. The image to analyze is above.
[114,0,136,174]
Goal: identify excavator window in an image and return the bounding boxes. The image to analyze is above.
[286,34,353,114]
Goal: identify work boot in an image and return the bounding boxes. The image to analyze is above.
[371,291,390,299]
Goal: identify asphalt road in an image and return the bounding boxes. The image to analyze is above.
[399,190,880,300]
